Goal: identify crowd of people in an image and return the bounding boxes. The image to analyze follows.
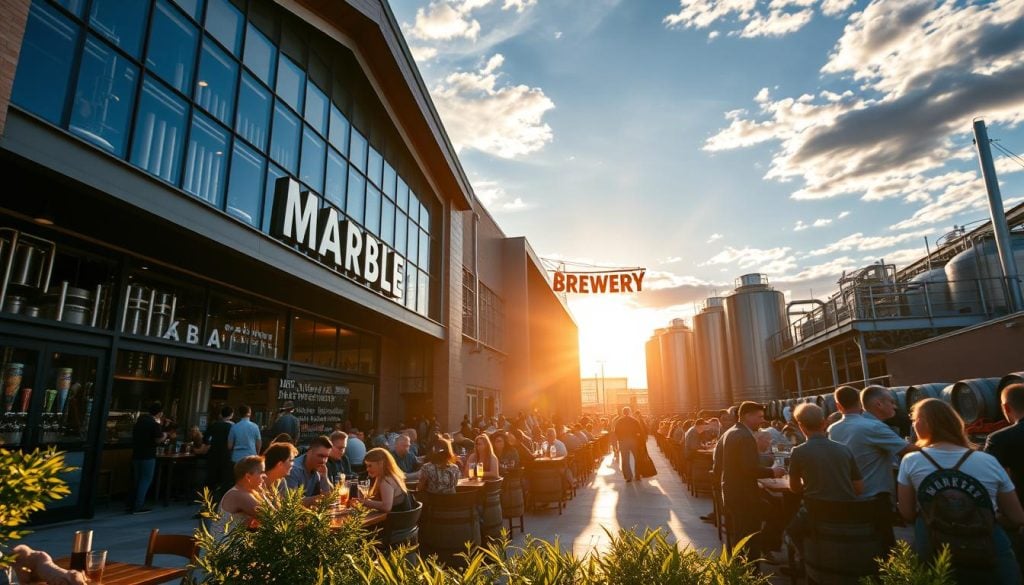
[655,381,1024,583]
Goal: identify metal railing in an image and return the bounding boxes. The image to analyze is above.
[769,276,1021,356]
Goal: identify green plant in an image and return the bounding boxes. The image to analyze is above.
[193,484,375,584]
[860,541,955,585]
[0,447,75,567]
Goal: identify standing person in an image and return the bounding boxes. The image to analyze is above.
[227,405,262,463]
[828,385,912,504]
[269,401,300,444]
[705,407,738,524]
[204,406,235,495]
[286,435,334,505]
[785,403,864,551]
[719,401,785,560]
[898,398,1024,584]
[614,407,643,482]
[128,401,168,514]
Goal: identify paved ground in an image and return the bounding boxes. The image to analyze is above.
[18,439,791,578]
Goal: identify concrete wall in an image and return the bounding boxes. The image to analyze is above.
[886,312,1024,385]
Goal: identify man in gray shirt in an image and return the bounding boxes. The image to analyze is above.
[286,435,334,505]
[827,386,911,502]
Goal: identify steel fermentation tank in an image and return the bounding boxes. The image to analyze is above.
[724,274,786,404]
[658,319,699,414]
[694,297,731,410]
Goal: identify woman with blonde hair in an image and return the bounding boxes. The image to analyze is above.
[358,447,412,513]
[465,432,500,479]
[897,398,1024,583]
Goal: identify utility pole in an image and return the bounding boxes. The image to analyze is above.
[598,360,607,416]
[973,118,1024,312]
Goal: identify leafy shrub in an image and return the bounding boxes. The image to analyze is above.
[860,541,954,585]
[0,447,74,567]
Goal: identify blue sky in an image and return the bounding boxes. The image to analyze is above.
[389,0,1024,386]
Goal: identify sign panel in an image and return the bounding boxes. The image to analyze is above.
[552,270,646,294]
[275,378,350,433]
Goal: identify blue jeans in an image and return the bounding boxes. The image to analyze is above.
[913,517,1021,584]
[619,439,636,480]
[132,458,156,511]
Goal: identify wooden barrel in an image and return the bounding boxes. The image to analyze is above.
[951,378,1002,424]
[940,384,955,405]
[998,372,1024,393]
[906,383,948,408]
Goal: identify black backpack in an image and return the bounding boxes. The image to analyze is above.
[916,449,995,568]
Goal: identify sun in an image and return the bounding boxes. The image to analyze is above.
[568,295,673,387]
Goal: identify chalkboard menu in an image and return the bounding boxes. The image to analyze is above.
[274,378,349,437]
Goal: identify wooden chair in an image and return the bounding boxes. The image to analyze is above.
[480,478,504,543]
[792,498,893,585]
[145,528,197,566]
[528,460,566,514]
[501,470,525,534]
[380,501,423,550]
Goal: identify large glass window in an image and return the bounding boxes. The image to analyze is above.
[205,0,243,55]
[170,0,202,19]
[419,230,430,268]
[194,40,237,126]
[404,263,416,310]
[396,177,408,212]
[131,77,188,184]
[381,199,395,246]
[382,162,396,199]
[349,128,367,171]
[420,202,431,231]
[299,126,325,193]
[235,72,271,150]
[276,54,305,113]
[183,111,229,206]
[305,81,328,136]
[146,0,198,94]
[367,145,383,187]
[417,270,429,316]
[88,0,148,58]
[408,193,420,224]
[226,140,265,227]
[406,222,418,268]
[328,104,349,156]
[394,211,407,256]
[365,187,381,235]
[242,23,275,86]
[269,101,300,173]
[69,36,138,156]
[346,166,365,224]
[324,148,346,208]
[12,2,78,125]
[53,0,86,17]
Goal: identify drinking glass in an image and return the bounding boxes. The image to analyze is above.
[358,479,370,500]
[86,550,106,583]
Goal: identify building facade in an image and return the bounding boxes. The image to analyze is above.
[0,0,578,521]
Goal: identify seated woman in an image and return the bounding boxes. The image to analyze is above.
[359,447,413,513]
[492,431,520,475]
[418,438,462,494]
[465,433,501,479]
[213,455,264,537]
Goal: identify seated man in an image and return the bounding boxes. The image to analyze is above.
[390,434,422,481]
[327,430,353,481]
[684,419,711,461]
[754,430,775,467]
[262,442,296,494]
[786,403,863,552]
[285,435,334,505]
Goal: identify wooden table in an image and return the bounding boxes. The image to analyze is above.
[329,508,388,529]
[457,478,486,489]
[757,477,791,493]
[153,453,198,506]
[55,558,186,585]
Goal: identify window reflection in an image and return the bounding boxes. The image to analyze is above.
[365,187,381,236]
[419,229,429,268]
[89,0,148,58]
[404,263,416,310]
[243,23,275,86]
[328,104,349,156]
[299,126,325,193]
[53,0,86,17]
[146,0,198,94]
[262,163,287,233]
[381,199,395,246]
[346,166,365,224]
[396,177,408,211]
[12,2,78,125]
[394,211,407,255]
[291,315,314,364]
[70,36,138,156]
[204,0,243,55]
[417,270,429,316]
[349,128,367,171]
[170,0,202,19]
[305,82,328,136]
[325,148,347,208]
[183,111,229,206]
[276,54,305,113]
[382,162,396,199]
[194,40,237,126]
[226,141,265,227]
[408,192,420,224]
[131,77,188,184]
[406,222,418,268]
[269,102,300,173]
[235,72,271,150]
[367,145,383,187]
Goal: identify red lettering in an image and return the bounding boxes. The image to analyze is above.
[609,274,620,293]
[621,273,634,293]
[592,275,608,293]
[579,275,590,293]
[553,271,565,292]
[635,270,645,292]
[567,274,578,293]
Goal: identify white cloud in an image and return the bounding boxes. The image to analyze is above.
[740,9,813,38]
[554,31,563,39]
[431,54,555,158]
[702,245,796,274]
[812,218,832,227]
[502,0,537,12]
[806,229,934,257]
[660,256,683,264]
[862,246,927,267]
[708,30,720,41]
[664,0,850,37]
[837,210,850,219]
[409,2,483,41]
[794,220,808,231]
[889,179,990,231]
[409,45,439,62]
[706,233,724,243]
[472,179,536,212]
[775,256,860,284]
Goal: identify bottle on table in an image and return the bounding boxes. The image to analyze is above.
[475,462,484,478]
[549,445,557,458]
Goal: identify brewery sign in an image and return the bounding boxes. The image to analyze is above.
[276,378,349,429]
[270,177,404,299]
[552,270,646,294]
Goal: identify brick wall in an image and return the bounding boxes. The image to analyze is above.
[0,0,30,136]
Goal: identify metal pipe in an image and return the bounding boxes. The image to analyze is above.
[91,284,102,328]
[144,288,156,336]
[973,118,1024,312]
[0,229,19,310]
[56,281,68,322]
[828,345,840,388]
[121,284,132,333]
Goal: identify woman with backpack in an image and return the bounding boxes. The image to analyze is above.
[897,398,1024,583]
